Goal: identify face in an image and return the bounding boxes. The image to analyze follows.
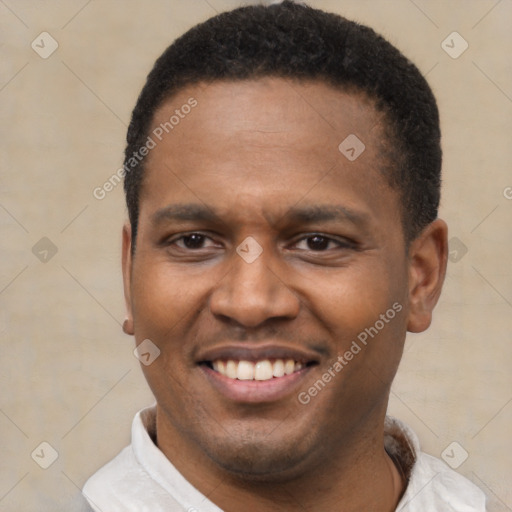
[122,78,445,480]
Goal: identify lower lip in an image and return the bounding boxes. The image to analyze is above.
[199,365,313,403]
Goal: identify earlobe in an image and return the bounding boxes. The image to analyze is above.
[122,318,134,335]
[406,219,448,333]
[122,223,135,336]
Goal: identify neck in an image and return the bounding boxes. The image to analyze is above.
[155,407,405,512]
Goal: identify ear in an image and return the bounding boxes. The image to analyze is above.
[122,222,134,335]
[406,219,448,333]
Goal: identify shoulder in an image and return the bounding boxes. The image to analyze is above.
[385,417,487,511]
[83,444,186,511]
[82,444,133,494]
[397,451,486,511]
[82,406,188,512]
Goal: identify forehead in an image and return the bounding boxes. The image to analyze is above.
[150,78,386,155]
[139,78,400,234]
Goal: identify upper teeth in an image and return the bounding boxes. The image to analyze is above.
[212,359,304,381]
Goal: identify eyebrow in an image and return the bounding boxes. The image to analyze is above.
[151,203,370,229]
[152,203,222,225]
[276,204,370,229]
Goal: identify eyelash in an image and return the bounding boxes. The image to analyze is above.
[165,232,356,252]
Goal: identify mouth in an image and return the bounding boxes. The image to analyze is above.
[203,358,312,381]
[196,344,320,403]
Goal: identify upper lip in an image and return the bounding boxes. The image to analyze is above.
[196,343,322,365]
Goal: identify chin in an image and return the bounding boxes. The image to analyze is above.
[200,428,317,482]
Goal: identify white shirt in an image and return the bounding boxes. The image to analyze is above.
[83,405,487,511]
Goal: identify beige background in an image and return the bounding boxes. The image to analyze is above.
[1,0,511,510]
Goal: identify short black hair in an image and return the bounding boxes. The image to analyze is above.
[124,0,441,247]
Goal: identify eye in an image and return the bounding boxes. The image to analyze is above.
[293,234,353,252]
[171,233,217,250]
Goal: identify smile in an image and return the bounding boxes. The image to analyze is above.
[196,343,321,402]
[209,359,306,381]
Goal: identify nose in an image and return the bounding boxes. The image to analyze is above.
[209,243,300,328]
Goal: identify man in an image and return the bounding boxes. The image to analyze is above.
[83,1,487,510]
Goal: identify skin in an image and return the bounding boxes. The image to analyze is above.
[122,78,448,511]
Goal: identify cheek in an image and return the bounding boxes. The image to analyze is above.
[306,261,407,381]
[130,258,207,339]
[300,267,407,409]
[130,262,205,398]
[308,263,397,334]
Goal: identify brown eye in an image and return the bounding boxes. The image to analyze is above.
[177,234,208,249]
[306,235,330,251]
[293,234,355,252]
